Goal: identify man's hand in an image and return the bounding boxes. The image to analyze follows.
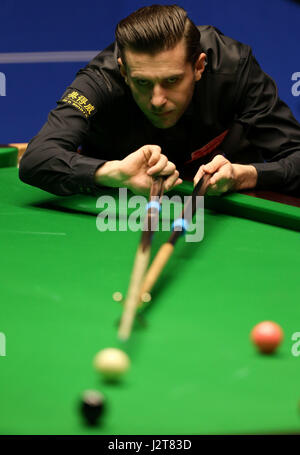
[193,154,258,195]
[94,145,182,195]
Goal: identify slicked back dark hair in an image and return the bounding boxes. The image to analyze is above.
[115,4,201,67]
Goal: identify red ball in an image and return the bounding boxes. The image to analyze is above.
[251,321,283,354]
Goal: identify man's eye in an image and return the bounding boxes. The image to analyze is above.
[136,80,150,87]
[167,77,178,84]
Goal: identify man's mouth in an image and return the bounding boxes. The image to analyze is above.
[152,111,173,117]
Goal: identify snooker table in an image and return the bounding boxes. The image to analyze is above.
[0,166,300,435]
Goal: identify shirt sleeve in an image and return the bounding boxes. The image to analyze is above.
[19,68,108,196]
[233,51,300,195]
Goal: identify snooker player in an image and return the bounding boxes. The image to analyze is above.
[19,4,300,196]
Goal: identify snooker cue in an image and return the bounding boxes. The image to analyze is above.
[138,123,246,301]
[118,177,164,341]
[139,173,211,299]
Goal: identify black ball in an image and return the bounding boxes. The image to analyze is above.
[80,390,105,426]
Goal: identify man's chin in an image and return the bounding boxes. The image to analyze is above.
[148,114,178,129]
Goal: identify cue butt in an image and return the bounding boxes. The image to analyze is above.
[140,242,174,297]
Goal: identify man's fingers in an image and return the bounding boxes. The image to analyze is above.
[137,146,178,178]
[206,167,234,195]
[193,165,205,186]
[164,177,183,192]
[148,156,177,176]
[201,154,228,175]
[158,161,176,176]
[147,155,168,175]
[208,169,223,186]
[206,181,227,195]
[209,163,233,185]
[143,145,162,166]
[163,170,181,191]
[170,177,183,190]
[194,155,228,186]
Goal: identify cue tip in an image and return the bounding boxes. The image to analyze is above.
[118,332,129,342]
[113,291,123,302]
[141,292,151,303]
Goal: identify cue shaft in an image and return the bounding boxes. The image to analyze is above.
[118,245,151,340]
[138,173,210,302]
[139,242,174,296]
[118,177,164,340]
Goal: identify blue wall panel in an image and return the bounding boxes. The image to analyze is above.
[0,0,299,143]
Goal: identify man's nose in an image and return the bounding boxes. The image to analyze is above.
[151,84,167,109]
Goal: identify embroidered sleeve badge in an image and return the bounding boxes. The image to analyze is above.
[61,90,96,118]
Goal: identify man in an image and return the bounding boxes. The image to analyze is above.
[19,5,300,196]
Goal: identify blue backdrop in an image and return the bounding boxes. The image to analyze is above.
[0,0,299,143]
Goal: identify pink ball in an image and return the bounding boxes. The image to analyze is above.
[251,321,284,354]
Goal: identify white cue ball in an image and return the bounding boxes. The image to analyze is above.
[93,348,130,380]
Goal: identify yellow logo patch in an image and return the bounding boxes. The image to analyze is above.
[61,90,96,118]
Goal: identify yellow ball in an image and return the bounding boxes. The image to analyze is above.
[93,348,130,380]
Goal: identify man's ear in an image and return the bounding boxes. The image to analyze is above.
[194,53,207,82]
[118,57,128,84]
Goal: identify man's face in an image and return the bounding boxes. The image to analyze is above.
[119,39,206,129]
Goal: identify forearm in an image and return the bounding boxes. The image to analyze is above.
[19,101,107,196]
[19,138,106,196]
[251,150,300,196]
